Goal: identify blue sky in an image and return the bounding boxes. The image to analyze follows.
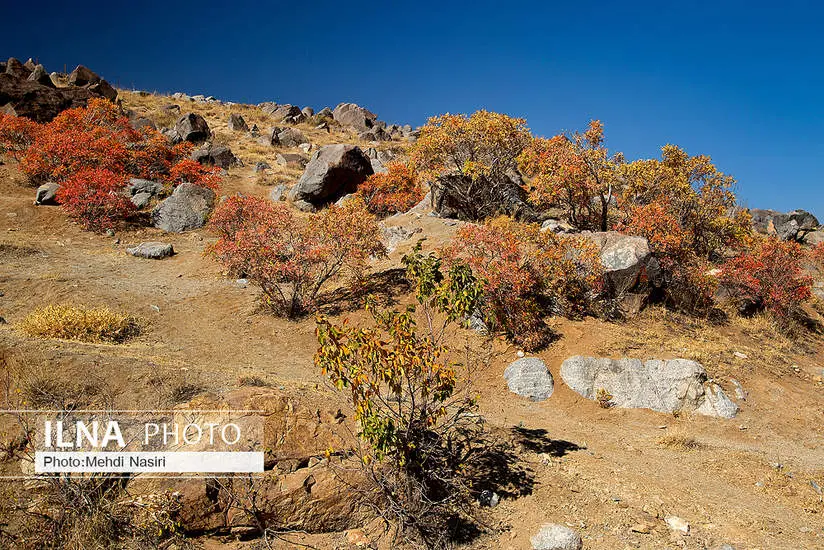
[3,0,822,217]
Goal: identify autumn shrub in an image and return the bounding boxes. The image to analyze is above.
[56,168,137,232]
[166,157,222,191]
[442,217,603,350]
[720,238,812,329]
[357,162,423,217]
[315,245,487,548]
[20,304,140,343]
[0,112,40,158]
[518,120,622,231]
[615,145,752,313]
[411,110,532,219]
[811,243,824,268]
[208,196,385,317]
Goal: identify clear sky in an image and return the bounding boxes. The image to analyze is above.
[3,0,822,217]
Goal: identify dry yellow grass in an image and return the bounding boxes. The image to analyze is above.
[19,304,140,344]
[656,432,703,451]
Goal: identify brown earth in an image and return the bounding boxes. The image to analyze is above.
[0,92,822,550]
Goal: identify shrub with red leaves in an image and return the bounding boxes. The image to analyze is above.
[56,168,136,232]
[0,113,41,158]
[441,217,603,350]
[357,162,423,217]
[167,158,221,191]
[208,196,385,317]
[720,238,812,327]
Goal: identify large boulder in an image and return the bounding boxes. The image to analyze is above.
[560,356,739,418]
[288,144,373,205]
[227,113,248,132]
[0,73,106,123]
[26,64,54,87]
[430,170,536,221]
[126,242,174,259]
[333,103,377,132]
[277,127,308,147]
[174,113,211,143]
[504,357,554,401]
[803,230,824,246]
[750,208,819,241]
[268,104,302,121]
[34,182,60,205]
[579,231,663,298]
[151,183,215,233]
[190,144,238,168]
[67,65,99,87]
[127,178,164,197]
[5,58,30,79]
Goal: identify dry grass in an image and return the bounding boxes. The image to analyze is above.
[656,432,703,451]
[19,304,140,344]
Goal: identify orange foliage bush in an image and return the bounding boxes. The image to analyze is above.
[0,113,41,158]
[442,217,603,350]
[56,168,136,232]
[357,162,423,217]
[720,238,812,328]
[208,196,385,317]
[167,158,222,191]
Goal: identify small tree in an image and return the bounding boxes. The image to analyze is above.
[442,217,603,350]
[56,168,136,232]
[315,244,485,548]
[519,120,622,231]
[720,238,812,329]
[357,162,423,217]
[208,196,385,317]
[410,110,532,220]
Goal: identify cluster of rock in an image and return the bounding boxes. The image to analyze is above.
[750,208,821,244]
[504,355,739,418]
[0,58,116,122]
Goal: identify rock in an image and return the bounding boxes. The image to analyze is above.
[359,126,391,141]
[380,224,421,253]
[86,79,117,101]
[34,182,60,205]
[26,64,54,88]
[269,184,287,202]
[504,358,554,401]
[67,65,99,87]
[131,192,152,209]
[288,144,373,205]
[293,199,317,213]
[406,191,432,214]
[128,178,164,196]
[730,378,747,400]
[268,104,301,121]
[541,219,575,234]
[298,143,313,154]
[151,183,215,233]
[254,161,270,173]
[333,103,377,132]
[665,515,690,535]
[803,230,824,245]
[696,383,739,419]
[560,356,737,417]
[126,242,174,259]
[750,208,819,241]
[316,106,333,118]
[478,489,500,507]
[370,158,387,174]
[579,231,663,309]
[191,144,238,168]
[301,106,314,118]
[130,116,156,131]
[260,126,283,146]
[5,58,30,79]
[227,113,248,132]
[0,73,109,123]
[174,113,211,143]
[276,153,307,167]
[277,127,308,147]
[430,170,536,221]
[530,523,583,550]
[345,529,370,547]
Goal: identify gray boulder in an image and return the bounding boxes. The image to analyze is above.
[128,178,163,196]
[131,192,152,209]
[288,144,373,205]
[174,113,211,143]
[580,231,663,295]
[332,103,377,132]
[34,182,60,205]
[530,523,583,550]
[293,199,317,213]
[5,57,30,79]
[316,106,333,118]
[130,116,156,131]
[560,356,738,418]
[370,158,387,174]
[269,104,301,121]
[380,224,422,253]
[803,230,824,245]
[151,183,215,233]
[750,208,819,241]
[277,127,308,147]
[228,113,248,132]
[359,126,391,141]
[301,106,314,118]
[126,242,174,259]
[259,126,283,146]
[67,65,99,87]
[269,184,287,202]
[254,161,270,173]
[191,144,238,169]
[27,64,54,88]
[504,358,554,401]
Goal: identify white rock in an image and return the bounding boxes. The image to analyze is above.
[530,523,583,550]
[665,515,690,535]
